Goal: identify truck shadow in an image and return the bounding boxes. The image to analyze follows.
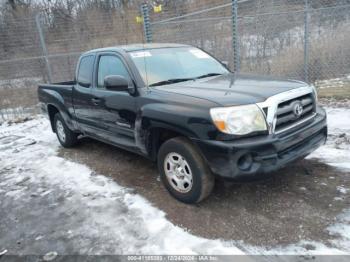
[58,137,350,247]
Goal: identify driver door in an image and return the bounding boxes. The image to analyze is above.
[90,52,137,151]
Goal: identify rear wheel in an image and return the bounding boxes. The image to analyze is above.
[54,113,78,148]
[157,137,214,204]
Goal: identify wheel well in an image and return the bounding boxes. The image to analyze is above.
[47,104,59,132]
[148,128,184,161]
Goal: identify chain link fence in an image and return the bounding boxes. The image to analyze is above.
[0,14,44,122]
[238,0,350,82]
[38,6,144,83]
[1,0,350,122]
[0,1,144,122]
[148,0,350,82]
[149,1,235,69]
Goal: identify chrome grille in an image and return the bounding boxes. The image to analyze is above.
[275,93,315,133]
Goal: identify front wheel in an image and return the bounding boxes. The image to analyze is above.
[54,113,78,148]
[157,137,214,204]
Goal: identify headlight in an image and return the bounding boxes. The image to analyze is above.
[210,104,267,135]
[311,85,318,102]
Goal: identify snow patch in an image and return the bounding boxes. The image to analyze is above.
[0,117,243,255]
[307,107,350,170]
[1,106,350,255]
[337,186,349,194]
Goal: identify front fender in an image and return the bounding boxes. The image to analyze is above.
[135,103,214,155]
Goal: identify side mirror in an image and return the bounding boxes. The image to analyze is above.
[104,75,129,92]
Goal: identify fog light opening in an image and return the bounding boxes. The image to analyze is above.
[237,153,253,171]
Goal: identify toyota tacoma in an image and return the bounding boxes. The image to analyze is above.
[38,43,327,203]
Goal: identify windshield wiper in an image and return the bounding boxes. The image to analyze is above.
[193,73,223,79]
[149,73,223,87]
[149,78,194,87]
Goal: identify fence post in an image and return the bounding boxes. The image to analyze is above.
[141,3,152,43]
[35,13,52,83]
[304,0,310,83]
[232,0,240,72]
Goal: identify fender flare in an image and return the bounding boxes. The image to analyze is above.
[43,89,76,131]
[135,103,199,157]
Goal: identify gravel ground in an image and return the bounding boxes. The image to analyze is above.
[58,134,350,248]
[0,119,242,256]
[0,104,349,256]
[58,102,350,249]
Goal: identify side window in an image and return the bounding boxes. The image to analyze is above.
[97,55,130,88]
[77,55,94,87]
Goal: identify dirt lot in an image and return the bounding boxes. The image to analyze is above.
[1,103,349,256]
[58,131,350,249]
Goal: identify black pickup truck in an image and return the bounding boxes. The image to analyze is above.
[38,43,327,203]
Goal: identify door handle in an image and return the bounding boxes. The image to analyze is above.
[116,121,131,128]
[91,98,101,105]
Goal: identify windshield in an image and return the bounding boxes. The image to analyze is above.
[129,47,229,87]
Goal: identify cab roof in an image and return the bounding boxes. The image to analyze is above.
[83,43,190,55]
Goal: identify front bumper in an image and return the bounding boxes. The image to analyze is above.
[192,107,327,180]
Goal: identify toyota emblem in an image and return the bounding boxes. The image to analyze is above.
[293,102,303,118]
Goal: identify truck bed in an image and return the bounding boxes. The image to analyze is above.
[37,81,76,124]
[38,81,75,90]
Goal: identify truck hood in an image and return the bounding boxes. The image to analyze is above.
[153,73,308,106]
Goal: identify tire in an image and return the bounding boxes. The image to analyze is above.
[53,113,78,148]
[157,137,214,204]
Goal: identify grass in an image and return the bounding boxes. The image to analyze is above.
[317,82,350,99]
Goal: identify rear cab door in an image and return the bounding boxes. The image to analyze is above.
[72,54,98,134]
